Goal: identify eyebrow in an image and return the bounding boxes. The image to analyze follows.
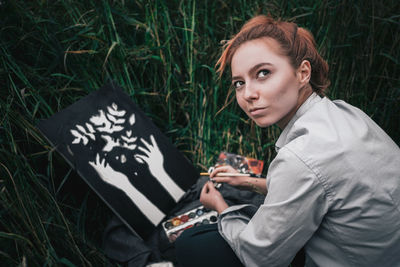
[231,62,273,80]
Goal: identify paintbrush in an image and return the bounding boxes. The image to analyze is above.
[200,172,266,178]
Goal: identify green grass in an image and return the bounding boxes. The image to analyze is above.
[1,0,399,265]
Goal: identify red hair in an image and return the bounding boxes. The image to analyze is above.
[216,15,330,95]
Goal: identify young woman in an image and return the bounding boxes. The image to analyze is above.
[175,15,400,267]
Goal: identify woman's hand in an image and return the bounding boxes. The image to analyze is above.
[200,181,229,214]
[210,165,268,195]
[210,165,247,187]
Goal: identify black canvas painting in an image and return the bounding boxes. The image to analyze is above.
[37,82,198,239]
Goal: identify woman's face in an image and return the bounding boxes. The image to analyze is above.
[231,37,308,128]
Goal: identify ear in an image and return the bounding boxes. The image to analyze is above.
[296,60,311,85]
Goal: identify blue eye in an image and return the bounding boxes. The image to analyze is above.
[233,81,244,89]
[257,69,270,78]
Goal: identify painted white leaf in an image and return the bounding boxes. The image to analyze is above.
[89,110,102,125]
[70,130,88,144]
[106,113,118,123]
[111,125,124,132]
[70,129,82,138]
[121,135,137,143]
[114,118,125,124]
[90,110,109,126]
[123,143,137,150]
[126,130,132,137]
[82,136,89,145]
[97,126,113,134]
[86,123,95,133]
[87,133,95,140]
[129,114,135,125]
[107,112,125,124]
[76,124,87,133]
[107,105,126,117]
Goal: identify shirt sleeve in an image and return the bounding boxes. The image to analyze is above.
[218,147,329,267]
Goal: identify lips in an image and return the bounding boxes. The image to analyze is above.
[249,107,267,116]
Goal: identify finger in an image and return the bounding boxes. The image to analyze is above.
[201,181,210,195]
[213,165,236,173]
[140,137,152,151]
[138,146,150,156]
[134,155,146,164]
[210,165,237,177]
[206,181,217,193]
[135,154,147,160]
[212,177,231,183]
[200,182,214,206]
[150,135,159,149]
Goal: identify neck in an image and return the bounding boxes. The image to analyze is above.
[276,85,313,129]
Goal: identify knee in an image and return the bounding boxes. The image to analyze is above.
[175,227,198,254]
[175,225,216,266]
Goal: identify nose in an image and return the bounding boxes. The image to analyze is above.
[243,82,259,101]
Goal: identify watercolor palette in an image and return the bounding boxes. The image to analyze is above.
[162,205,218,242]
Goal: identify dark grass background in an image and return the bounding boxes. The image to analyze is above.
[0,0,399,265]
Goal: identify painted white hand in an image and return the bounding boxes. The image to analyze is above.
[89,153,165,225]
[134,135,185,202]
[89,154,117,184]
[135,135,164,174]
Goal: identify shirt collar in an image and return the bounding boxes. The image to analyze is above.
[275,92,322,151]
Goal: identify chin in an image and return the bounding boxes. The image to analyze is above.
[252,118,274,128]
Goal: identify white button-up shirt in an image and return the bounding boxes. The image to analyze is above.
[218,93,400,267]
